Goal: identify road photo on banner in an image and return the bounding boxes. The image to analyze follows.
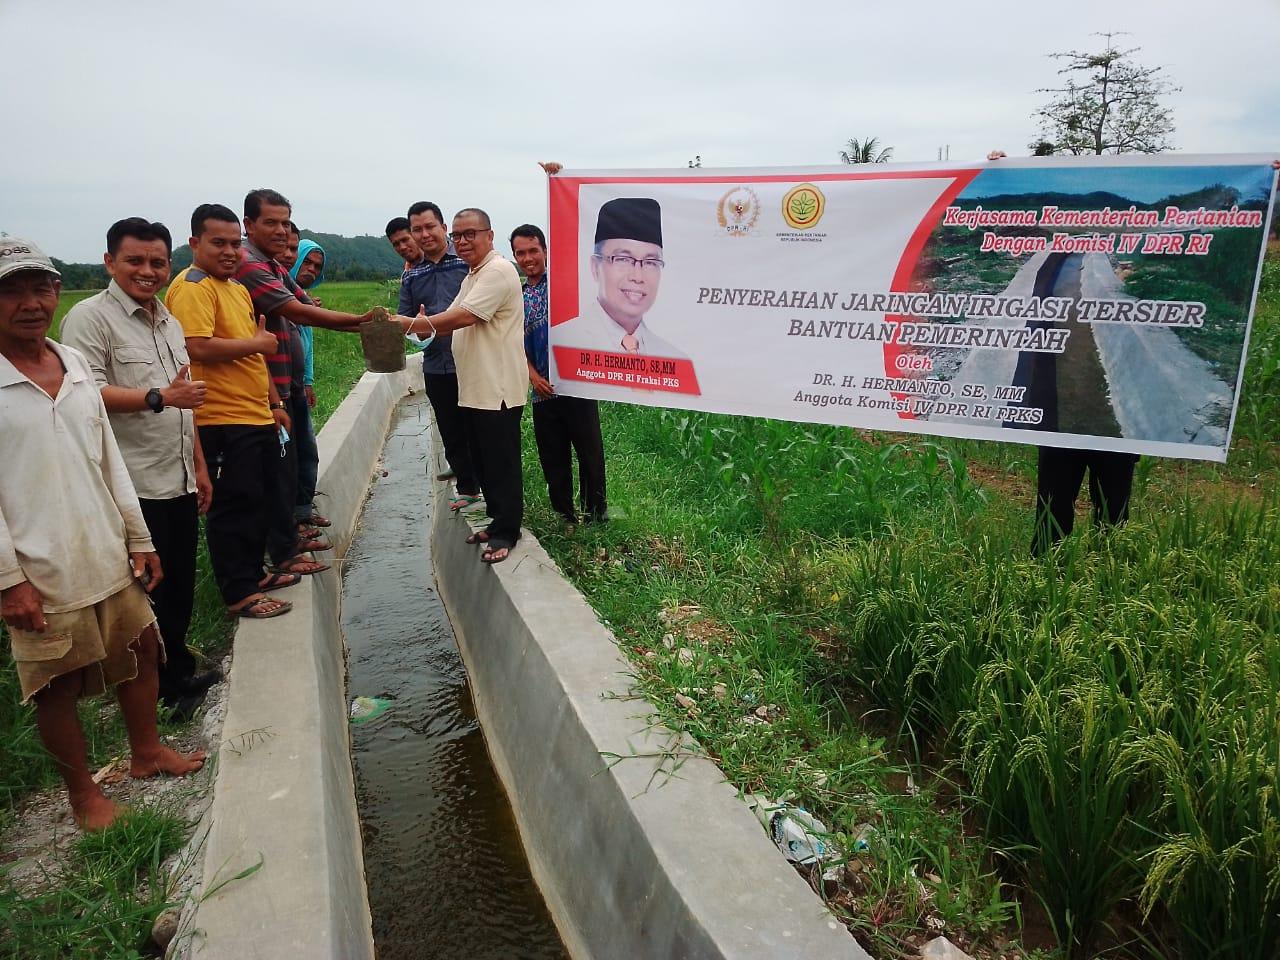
[547,157,1277,462]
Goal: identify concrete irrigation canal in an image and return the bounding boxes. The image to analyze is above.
[342,394,565,958]
[176,369,866,960]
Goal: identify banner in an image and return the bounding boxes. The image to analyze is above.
[548,156,1277,462]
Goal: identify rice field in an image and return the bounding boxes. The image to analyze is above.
[522,254,1280,958]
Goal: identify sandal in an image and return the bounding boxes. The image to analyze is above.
[465,531,490,546]
[271,553,331,575]
[228,595,293,619]
[451,494,483,512]
[297,525,321,540]
[308,512,332,527]
[258,572,302,591]
[299,537,333,552]
[481,543,512,564]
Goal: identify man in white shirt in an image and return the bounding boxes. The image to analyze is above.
[395,208,527,564]
[0,237,205,831]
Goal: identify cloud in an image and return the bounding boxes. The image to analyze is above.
[2,0,1276,261]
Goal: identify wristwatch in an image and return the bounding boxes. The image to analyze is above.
[145,388,165,413]
[270,402,286,411]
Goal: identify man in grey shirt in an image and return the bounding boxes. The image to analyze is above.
[61,218,220,719]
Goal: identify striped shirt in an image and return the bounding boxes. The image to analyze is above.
[234,240,312,399]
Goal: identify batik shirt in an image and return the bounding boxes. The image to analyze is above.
[522,273,549,404]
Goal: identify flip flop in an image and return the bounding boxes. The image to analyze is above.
[270,554,331,575]
[465,531,490,546]
[481,544,512,564]
[451,494,483,512]
[309,512,332,527]
[299,537,333,552]
[258,572,302,591]
[227,595,293,619]
[297,525,321,540]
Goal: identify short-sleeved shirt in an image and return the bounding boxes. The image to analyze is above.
[522,273,549,404]
[450,251,527,411]
[165,267,272,427]
[398,250,468,375]
[0,341,155,613]
[234,240,311,399]
[60,280,196,500]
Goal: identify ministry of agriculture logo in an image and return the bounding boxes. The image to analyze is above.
[781,183,825,229]
[716,187,760,236]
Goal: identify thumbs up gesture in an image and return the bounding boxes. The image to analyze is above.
[251,313,278,355]
[161,363,207,410]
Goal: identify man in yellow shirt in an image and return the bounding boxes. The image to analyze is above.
[165,204,306,618]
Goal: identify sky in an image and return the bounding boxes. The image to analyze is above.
[2,0,1277,263]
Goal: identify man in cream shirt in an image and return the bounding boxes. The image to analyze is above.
[395,208,526,564]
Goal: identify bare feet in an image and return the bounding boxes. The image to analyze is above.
[69,788,124,831]
[129,745,207,779]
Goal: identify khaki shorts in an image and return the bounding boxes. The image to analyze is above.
[7,582,159,704]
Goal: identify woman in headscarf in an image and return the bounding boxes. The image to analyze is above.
[289,239,327,529]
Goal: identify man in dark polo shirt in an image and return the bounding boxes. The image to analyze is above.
[235,188,372,569]
[61,217,221,718]
[400,200,477,505]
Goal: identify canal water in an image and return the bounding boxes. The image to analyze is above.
[341,395,566,960]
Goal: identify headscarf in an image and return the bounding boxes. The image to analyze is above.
[289,238,325,288]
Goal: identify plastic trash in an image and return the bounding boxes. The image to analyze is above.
[852,822,877,853]
[349,696,393,725]
[747,795,841,877]
[359,307,407,373]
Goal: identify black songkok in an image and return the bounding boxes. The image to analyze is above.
[594,198,663,247]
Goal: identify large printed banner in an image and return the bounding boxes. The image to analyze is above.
[548,156,1277,462]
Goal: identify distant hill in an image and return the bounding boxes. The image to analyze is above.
[55,229,402,290]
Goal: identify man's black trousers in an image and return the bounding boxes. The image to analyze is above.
[531,395,606,522]
[138,494,198,697]
[464,403,524,546]
[1032,446,1139,555]
[424,369,479,495]
[199,424,296,606]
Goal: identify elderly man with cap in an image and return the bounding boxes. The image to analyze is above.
[0,236,205,830]
[556,196,685,359]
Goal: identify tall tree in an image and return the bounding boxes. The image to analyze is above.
[1033,33,1179,155]
[839,137,893,164]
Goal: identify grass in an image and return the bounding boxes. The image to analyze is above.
[0,804,188,958]
[519,255,1280,958]
[0,280,396,957]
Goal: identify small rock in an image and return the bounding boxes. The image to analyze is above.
[662,633,676,649]
[674,693,697,710]
[920,935,973,960]
[677,647,695,666]
[712,683,727,700]
[151,909,180,950]
[643,651,657,660]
